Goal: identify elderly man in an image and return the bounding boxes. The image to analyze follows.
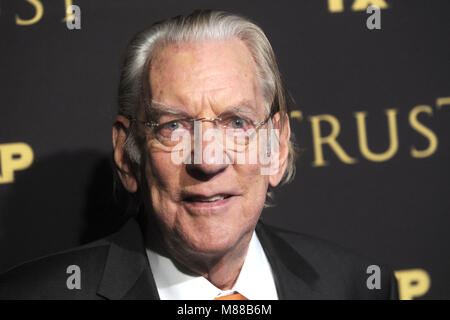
[0,10,397,300]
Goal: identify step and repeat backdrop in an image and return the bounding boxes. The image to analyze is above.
[0,0,449,299]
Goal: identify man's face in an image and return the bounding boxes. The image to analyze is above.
[141,38,280,256]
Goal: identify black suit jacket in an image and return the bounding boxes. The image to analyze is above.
[0,218,398,299]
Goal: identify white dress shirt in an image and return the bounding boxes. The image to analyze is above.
[146,231,279,300]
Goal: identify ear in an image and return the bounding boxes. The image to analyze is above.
[268,112,291,188]
[112,115,138,193]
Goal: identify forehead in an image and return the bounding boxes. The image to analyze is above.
[149,38,262,114]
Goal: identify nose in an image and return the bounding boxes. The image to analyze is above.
[186,161,228,181]
[186,120,230,181]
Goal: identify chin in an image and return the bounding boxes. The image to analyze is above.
[181,222,249,255]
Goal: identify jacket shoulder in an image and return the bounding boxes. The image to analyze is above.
[0,239,110,299]
[262,223,370,263]
[258,222,398,299]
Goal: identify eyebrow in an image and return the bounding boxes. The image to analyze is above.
[147,99,259,119]
[145,100,191,118]
[222,105,258,118]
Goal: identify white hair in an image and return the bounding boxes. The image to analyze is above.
[117,10,296,188]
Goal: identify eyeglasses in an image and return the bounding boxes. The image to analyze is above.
[130,109,274,149]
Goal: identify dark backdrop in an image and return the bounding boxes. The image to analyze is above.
[0,0,449,299]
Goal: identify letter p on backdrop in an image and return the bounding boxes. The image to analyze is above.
[0,143,34,184]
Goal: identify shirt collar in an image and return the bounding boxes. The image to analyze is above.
[146,231,278,300]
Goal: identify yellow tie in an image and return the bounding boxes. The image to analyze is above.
[214,292,248,300]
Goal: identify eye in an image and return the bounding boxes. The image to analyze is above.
[165,121,182,131]
[157,120,190,138]
[229,117,249,130]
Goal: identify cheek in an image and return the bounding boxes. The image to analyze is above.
[146,143,180,188]
[144,147,183,223]
[234,164,269,210]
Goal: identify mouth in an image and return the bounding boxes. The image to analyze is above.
[181,192,238,211]
[183,194,233,203]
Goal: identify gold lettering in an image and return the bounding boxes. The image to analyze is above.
[290,110,303,121]
[63,0,74,22]
[15,0,44,26]
[352,0,389,11]
[328,0,345,13]
[409,105,438,158]
[395,269,431,300]
[309,114,357,167]
[436,97,450,110]
[355,109,399,162]
[0,143,34,184]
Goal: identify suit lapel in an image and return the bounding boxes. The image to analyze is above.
[97,219,159,300]
[256,222,324,299]
[96,218,324,300]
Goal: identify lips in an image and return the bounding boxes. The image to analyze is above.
[184,194,233,203]
[181,191,238,212]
